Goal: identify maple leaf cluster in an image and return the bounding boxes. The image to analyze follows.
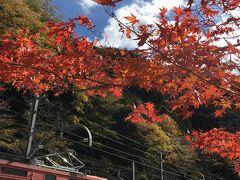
[1,0,239,116]
[125,102,170,123]
[187,129,240,175]
[0,17,122,96]
[117,0,240,119]
[115,1,240,175]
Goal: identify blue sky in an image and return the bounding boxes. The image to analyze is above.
[51,0,132,40]
[51,0,239,50]
[51,0,186,49]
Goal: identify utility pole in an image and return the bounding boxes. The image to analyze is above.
[26,96,39,158]
[132,161,135,180]
[160,152,164,180]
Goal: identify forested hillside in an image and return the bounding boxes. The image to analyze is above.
[0,0,239,180]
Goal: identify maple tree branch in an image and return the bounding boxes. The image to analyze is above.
[0,61,124,89]
[105,10,240,97]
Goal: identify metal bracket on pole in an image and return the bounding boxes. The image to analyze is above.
[82,125,92,147]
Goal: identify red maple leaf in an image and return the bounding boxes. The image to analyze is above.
[124,14,139,25]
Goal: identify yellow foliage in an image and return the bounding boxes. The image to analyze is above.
[0,0,43,34]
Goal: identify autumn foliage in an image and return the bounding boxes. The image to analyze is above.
[187,129,240,176]
[0,0,240,175]
[0,16,122,96]
[125,102,171,123]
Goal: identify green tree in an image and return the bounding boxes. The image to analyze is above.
[0,0,57,35]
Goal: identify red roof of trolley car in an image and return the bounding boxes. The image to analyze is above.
[0,158,107,180]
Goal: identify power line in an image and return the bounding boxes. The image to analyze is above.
[82,124,211,177]
[5,98,223,179]
[3,98,85,142]
[27,117,199,179]
[46,100,167,153]
[4,110,152,161]
[0,118,30,130]
[7,98,160,158]
[43,99,226,179]
[1,99,197,179]
[40,100,221,179]
[37,119,159,165]
[5,114,191,179]
[35,109,195,175]
[91,131,159,158]
[9,97,170,156]
[37,120,86,140]
[38,119,209,179]
[6,111,219,179]
[93,141,156,163]
[44,101,214,177]
[61,136,199,180]
[6,98,156,159]
[166,156,222,179]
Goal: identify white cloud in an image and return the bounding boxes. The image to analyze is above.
[101,0,185,49]
[208,8,240,74]
[211,8,240,48]
[76,0,98,14]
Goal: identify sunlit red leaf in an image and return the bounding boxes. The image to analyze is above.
[75,16,95,29]
[108,87,123,97]
[124,13,139,25]
[214,109,224,117]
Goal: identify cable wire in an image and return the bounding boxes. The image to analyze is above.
[6,98,223,179]
[61,136,199,180]
[44,101,214,177]
[43,100,225,179]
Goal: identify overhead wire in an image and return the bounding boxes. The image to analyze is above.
[5,98,223,179]
[5,97,142,149]
[2,109,36,130]
[6,112,194,180]
[30,114,199,179]
[37,119,161,166]
[166,156,223,179]
[34,99,219,179]
[10,100,160,165]
[1,98,86,141]
[90,130,159,158]
[45,100,217,178]
[39,119,201,179]
[46,100,167,153]
[61,136,199,180]
[93,141,156,163]
[36,119,86,140]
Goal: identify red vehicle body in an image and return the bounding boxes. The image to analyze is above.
[0,158,107,180]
